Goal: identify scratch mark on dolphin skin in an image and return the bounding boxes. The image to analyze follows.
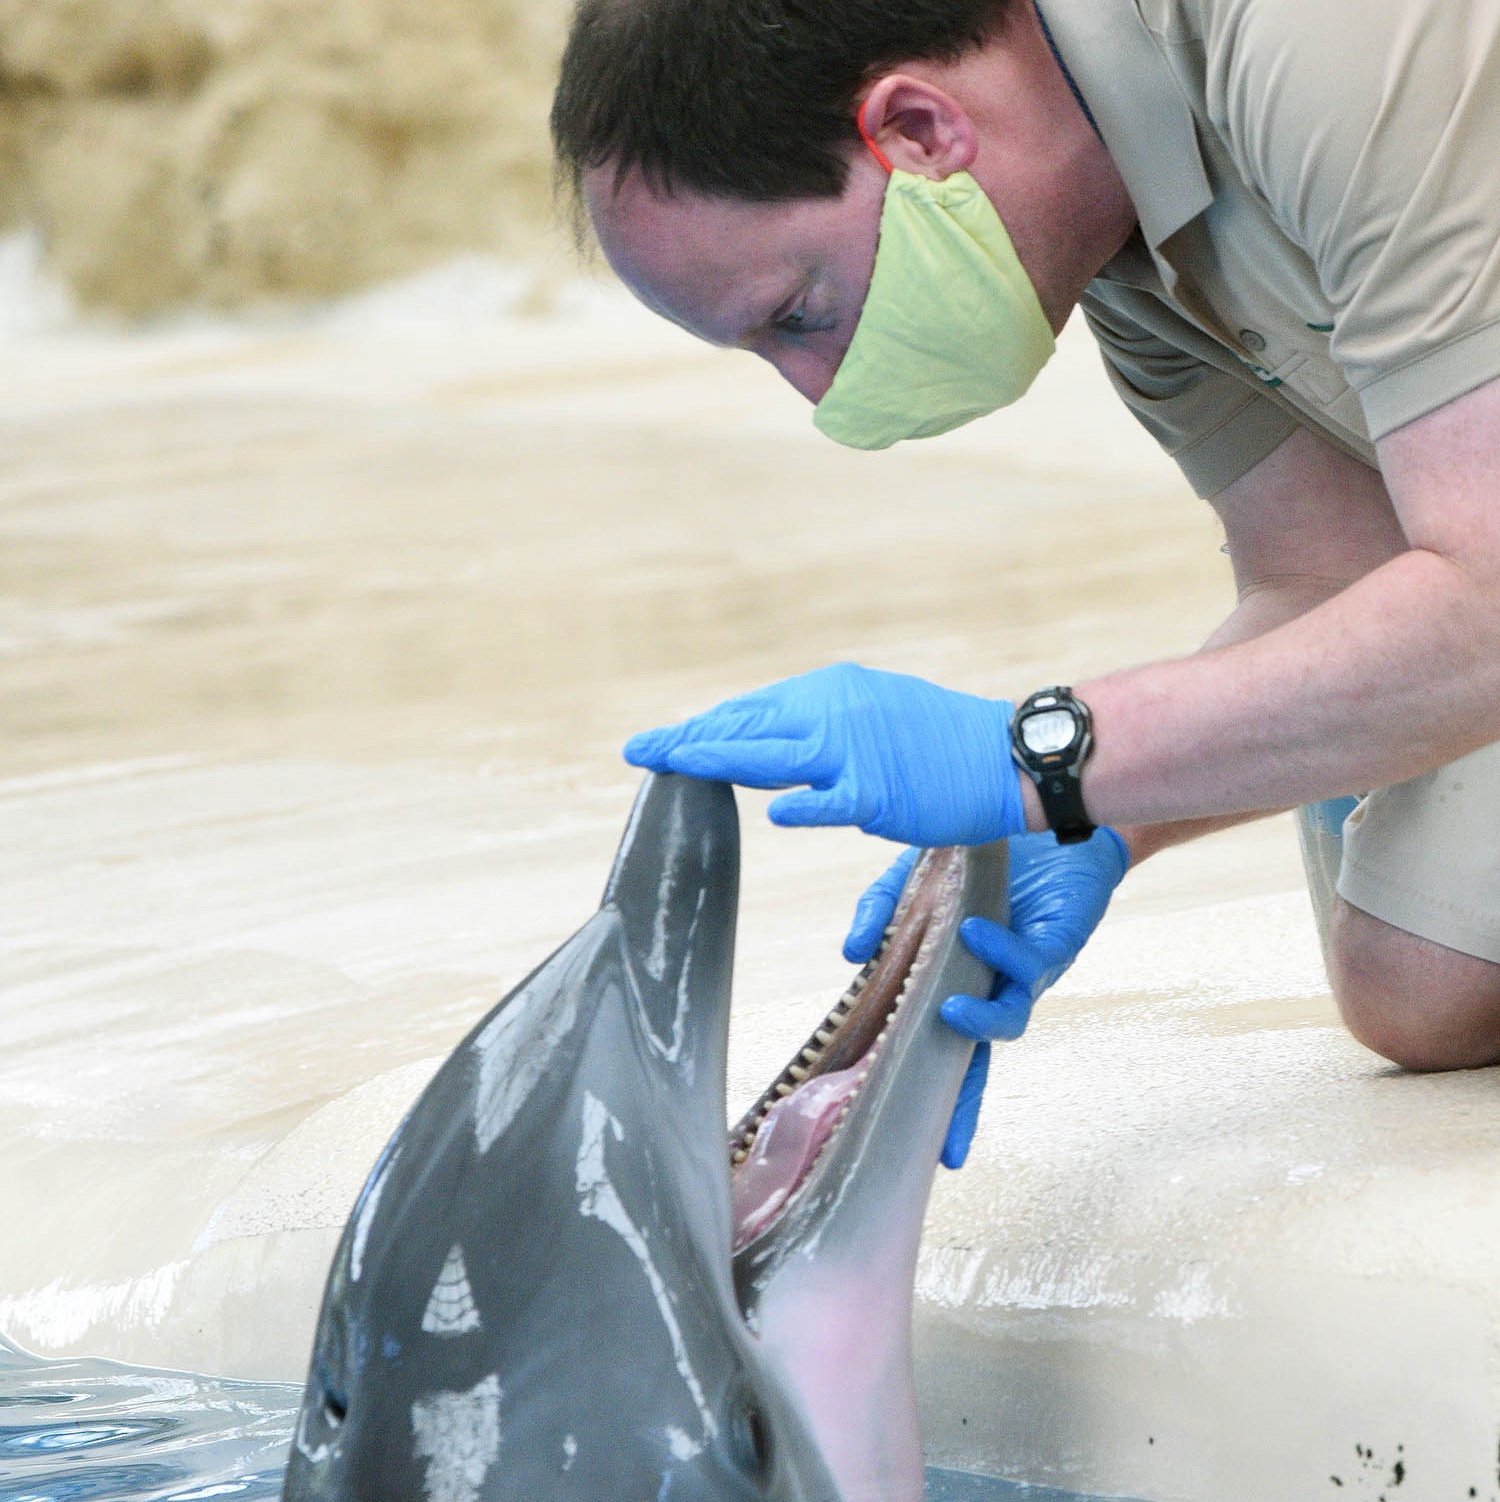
[421,1244,482,1336]
[576,1091,719,1443]
[472,982,580,1153]
[411,1373,502,1502]
[349,1146,400,1283]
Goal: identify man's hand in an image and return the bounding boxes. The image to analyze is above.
[624,663,1025,847]
[845,829,1130,1169]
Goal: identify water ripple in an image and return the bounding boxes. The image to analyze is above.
[0,1340,296,1502]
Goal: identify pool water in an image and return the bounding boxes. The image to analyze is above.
[0,1339,292,1502]
[926,1470,1128,1501]
[0,1340,1126,1502]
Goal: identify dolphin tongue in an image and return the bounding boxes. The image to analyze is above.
[729,1064,865,1252]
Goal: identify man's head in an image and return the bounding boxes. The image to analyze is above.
[552,0,1134,424]
[549,0,1017,210]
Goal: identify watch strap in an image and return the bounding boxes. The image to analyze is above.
[1034,766,1094,844]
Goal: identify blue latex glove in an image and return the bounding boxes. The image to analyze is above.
[844,828,1130,1169]
[624,663,1024,847]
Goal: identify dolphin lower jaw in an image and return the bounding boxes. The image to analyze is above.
[726,849,968,1256]
[723,843,1001,1502]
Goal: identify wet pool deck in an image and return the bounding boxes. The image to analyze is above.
[2,298,1498,1502]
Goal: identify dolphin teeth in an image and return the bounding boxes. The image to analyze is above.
[729,880,951,1173]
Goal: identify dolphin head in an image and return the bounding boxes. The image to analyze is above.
[283,774,1002,1502]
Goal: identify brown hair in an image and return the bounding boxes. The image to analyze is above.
[551,0,1014,210]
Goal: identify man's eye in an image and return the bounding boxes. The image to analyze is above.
[774,304,835,337]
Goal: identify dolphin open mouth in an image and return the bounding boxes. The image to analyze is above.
[285,778,1000,1502]
[728,849,964,1253]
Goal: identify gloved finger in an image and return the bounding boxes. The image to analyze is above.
[624,726,679,771]
[959,915,1053,991]
[622,689,807,769]
[663,738,815,788]
[941,1042,990,1170]
[842,848,919,963]
[768,784,861,829]
[940,983,1034,1043]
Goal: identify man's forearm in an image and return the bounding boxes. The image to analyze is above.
[1041,386,1500,837]
[1071,543,1500,830]
[1072,517,1357,866]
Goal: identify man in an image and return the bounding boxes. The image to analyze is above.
[549,0,1500,1163]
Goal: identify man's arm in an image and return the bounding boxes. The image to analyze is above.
[625,382,1500,852]
[1068,377,1500,833]
[1117,421,1408,862]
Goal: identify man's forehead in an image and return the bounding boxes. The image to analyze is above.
[588,168,778,262]
[585,167,800,341]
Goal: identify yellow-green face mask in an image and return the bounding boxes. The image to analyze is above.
[812,165,1056,450]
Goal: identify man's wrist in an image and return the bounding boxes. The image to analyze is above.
[1017,773,1047,833]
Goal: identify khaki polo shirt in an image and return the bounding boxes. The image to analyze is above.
[1040,0,1500,496]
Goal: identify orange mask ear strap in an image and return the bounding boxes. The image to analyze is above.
[856,97,896,175]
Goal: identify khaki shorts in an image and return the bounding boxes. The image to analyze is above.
[1337,739,1500,964]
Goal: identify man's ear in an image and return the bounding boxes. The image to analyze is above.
[858,73,979,179]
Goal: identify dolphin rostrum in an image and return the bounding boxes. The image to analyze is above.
[283,772,1004,1502]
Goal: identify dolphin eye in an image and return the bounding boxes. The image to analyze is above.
[748,1409,772,1472]
[730,1399,773,1480]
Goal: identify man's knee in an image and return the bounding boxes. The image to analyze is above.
[1326,898,1500,1072]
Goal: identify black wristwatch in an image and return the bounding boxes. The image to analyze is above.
[1010,686,1096,844]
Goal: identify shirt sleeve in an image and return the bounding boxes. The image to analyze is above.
[1081,285,1299,497]
[1207,0,1500,440]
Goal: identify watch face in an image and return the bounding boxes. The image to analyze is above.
[1022,708,1076,755]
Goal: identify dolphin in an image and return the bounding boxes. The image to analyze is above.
[282,772,1004,1502]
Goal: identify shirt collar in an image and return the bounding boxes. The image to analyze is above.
[1033,0,1214,249]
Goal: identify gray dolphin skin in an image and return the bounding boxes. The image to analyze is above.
[283,773,1004,1502]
